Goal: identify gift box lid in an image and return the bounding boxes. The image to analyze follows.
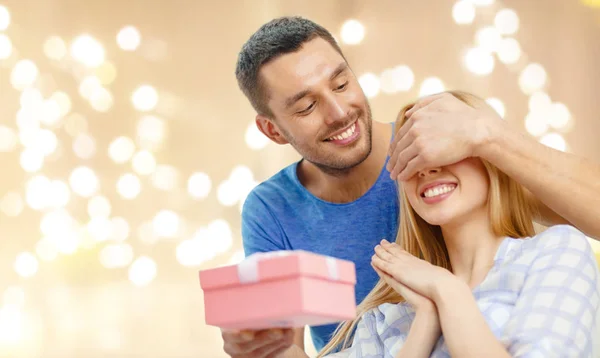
[199,250,356,290]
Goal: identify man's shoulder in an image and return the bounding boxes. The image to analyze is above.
[245,163,300,205]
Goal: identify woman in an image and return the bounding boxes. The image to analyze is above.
[319,91,600,357]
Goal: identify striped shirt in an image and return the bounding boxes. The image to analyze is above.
[328,225,600,358]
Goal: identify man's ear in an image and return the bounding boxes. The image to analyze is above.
[256,114,289,145]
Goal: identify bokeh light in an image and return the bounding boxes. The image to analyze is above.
[0,34,12,60]
[468,0,494,5]
[25,175,51,211]
[11,60,39,91]
[340,20,365,45]
[19,149,44,173]
[452,0,476,25]
[519,63,547,94]
[464,47,495,75]
[540,133,567,152]
[358,73,380,98]
[0,5,10,31]
[70,34,105,68]
[110,217,130,242]
[494,8,519,35]
[0,126,18,152]
[128,256,157,287]
[496,38,521,64]
[48,180,71,208]
[117,26,141,51]
[100,243,134,268]
[35,238,59,262]
[73,133,97,159]
[528,91,551,113]
[43,36,67,61]
[69,166,99,198]
[50,91,73,118]
[419,77,445,97]
[188,172,211,199]
[547,102,571,129]
[88,195,112,218]
[89,87,114,112]
[79,75,103,99]
[109,136,136,164]
[87,217,113,243]
[14,253,38,278]
[131,150,156,175]
[245,122,269,150]
[485,97,505,119]
[136,115,166,149]
[116,173,142,200]
[525,111,549,137]
[132,85,158,112]
[151,165,179,191]
[475,26,502,53]
[94,61,117,85]
[380,65,414,94]
[152,210,180,239]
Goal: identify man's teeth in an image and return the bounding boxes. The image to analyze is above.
[328,122,356,141]
[423,184,456,198]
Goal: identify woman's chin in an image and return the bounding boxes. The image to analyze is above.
[420,212,455,227]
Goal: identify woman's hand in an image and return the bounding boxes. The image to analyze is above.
[372,239,455,303]
[372,264,437,316]
[372,261,442,358]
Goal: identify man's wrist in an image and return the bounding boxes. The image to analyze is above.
[472,113,504,159]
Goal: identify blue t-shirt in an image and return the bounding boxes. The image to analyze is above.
[241,151,399,350]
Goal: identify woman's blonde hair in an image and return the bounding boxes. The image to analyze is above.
[318,90,537,356]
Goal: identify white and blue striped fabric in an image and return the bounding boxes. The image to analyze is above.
[327,225,600,358]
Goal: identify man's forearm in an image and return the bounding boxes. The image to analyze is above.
[477,120,600,239]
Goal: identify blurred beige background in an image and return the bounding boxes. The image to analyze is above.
[0,0,600,357]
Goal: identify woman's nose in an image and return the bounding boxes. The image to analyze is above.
[418,167,441,178]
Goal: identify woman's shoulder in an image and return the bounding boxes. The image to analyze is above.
[531,224,592,251]
[500,225,593,265]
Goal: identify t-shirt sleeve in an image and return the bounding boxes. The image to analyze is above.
[502,225,600,357]
[241,190,286,257]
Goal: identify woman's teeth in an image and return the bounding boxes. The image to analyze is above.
[423,184,456,198]
[327,122,356,141]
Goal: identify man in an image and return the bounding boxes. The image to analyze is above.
[224,16,600,358]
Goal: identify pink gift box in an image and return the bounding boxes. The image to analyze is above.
[199,250,357,330]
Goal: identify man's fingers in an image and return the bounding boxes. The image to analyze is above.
[389,141,419,180]
[250,330,294,358]
[404,94,445,117]
[265,345,294,358]
[389,115,415,157]
[397,154,425,182]
[222,329,256,343]
[387,124,414,172]
[223,328,292,357]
